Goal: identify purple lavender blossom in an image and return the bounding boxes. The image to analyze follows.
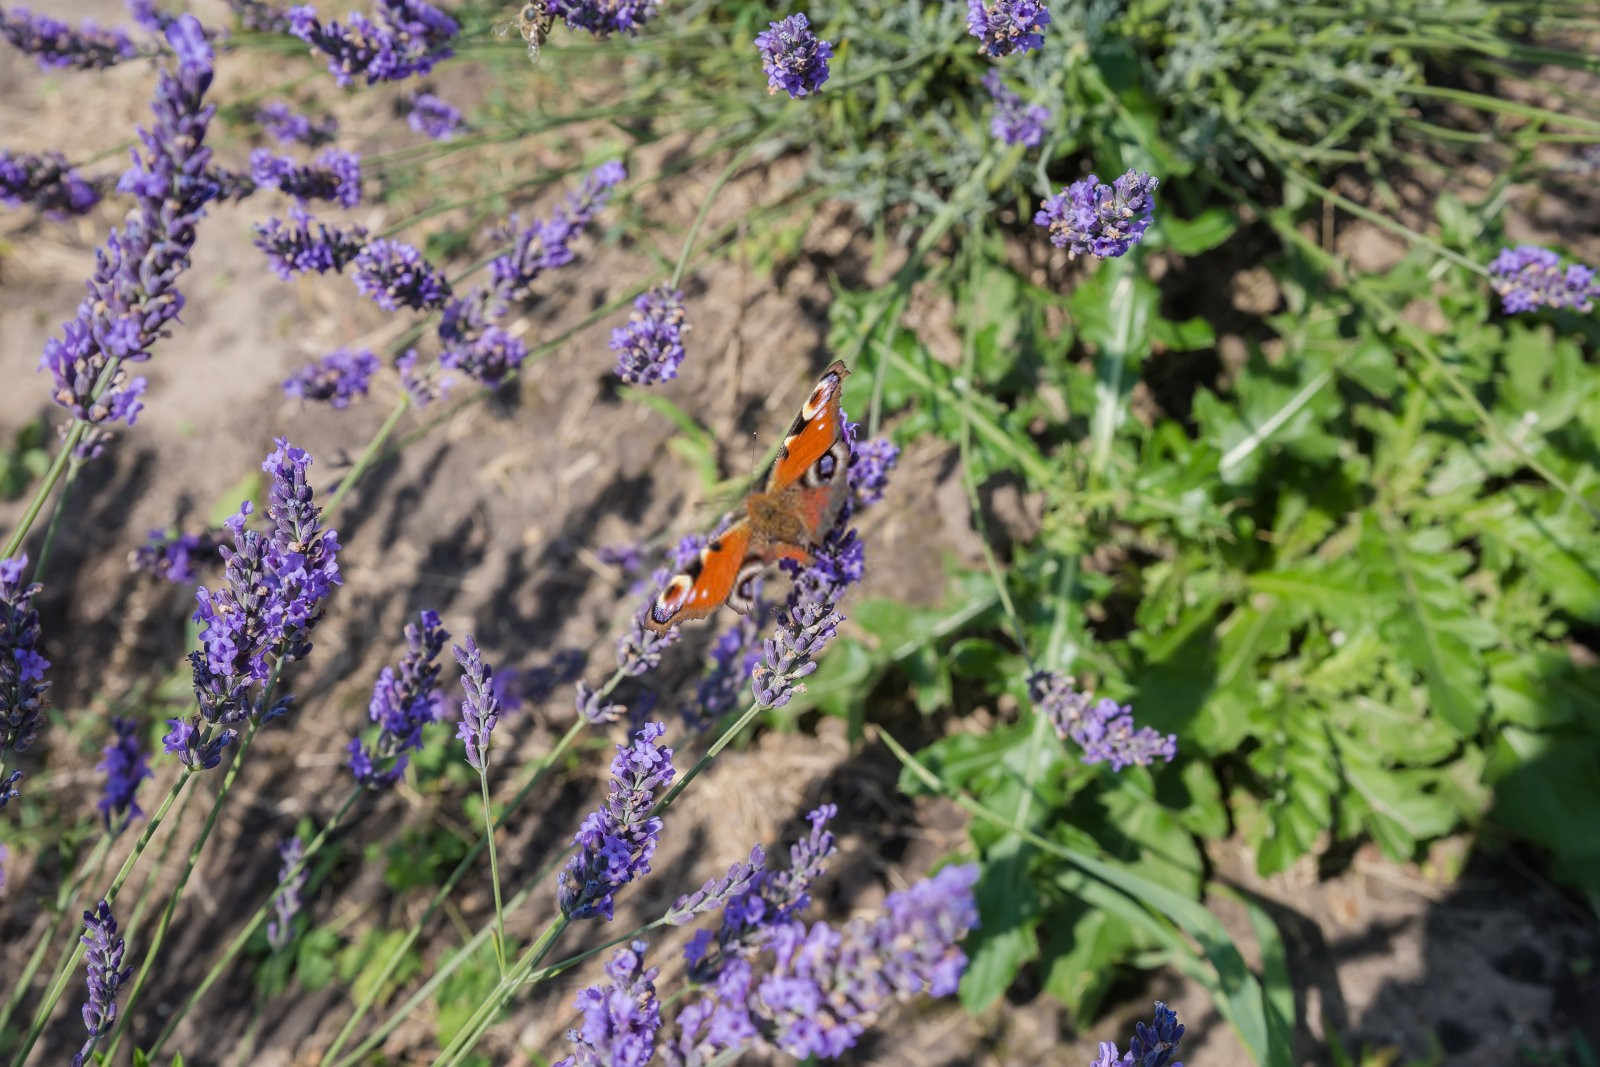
[250,147,362,207]
[349,610,449,787]
[750,533,860,709]
[558,720,675,921]
[406,91,463,140]
[1035,170,1158,259]
[0,554,50,758]
[487,160,624,304]
[38,16,217,458]
[965,0,1050,58]
[555,940,663,1067]
[96,717,151,834]
[74,901,132,1067]
[453,636,501,773]
[130,528,222,583]
[575,681,626,725]
[682,615,762,732]
[668,845,766,925]
[1029,671,1175,771]
[253,208,369,279]
[395,348,454,407]
[755,14,833,99]
[438,325,527,387]
[755,863,979,1059]
[0,769,20,809]
[1488,245,1600,314]
[288,0,458,87]
[226,0,292,32]
[0,149,102,215]
[283,348,380,408]
[1093,1002,1186,1067]
[597,542,645,575]
[544,0,657,38]
[126,0,179,35]
[266,835,306,950]
[611,287,688,386]
[1,7,137,70]
[351,237,451,311]
[257,100,339,147]
[846,423,899,509]
[981,70,1050,147]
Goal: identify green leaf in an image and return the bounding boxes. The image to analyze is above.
[959,850,1041,1012]
[1161,208,1239,255]
[1041,901,1131,1019]
[297,926,341,991]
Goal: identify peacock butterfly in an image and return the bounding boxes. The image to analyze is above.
[645,360,852,633]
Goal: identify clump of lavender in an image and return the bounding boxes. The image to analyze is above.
[256,100,339,147]
[96,717,151,834]
[1488,245,1600,314]
[266,836,306,950]
[250,147,362,207]
[965,0,1049,57]
[396,347,454,406]
[981,70,1050,148]
[544,0,657,37]
[406,91,463,140]
[751,533,859,709]
[164,439,341,770]
[1,7,137,70]
[38,16,217,457]
[666,845,766,926]
[74,901,132,1067]
[611,287,688,385]
[555,941,662,1067]
[1093,1002,1186,1067]
[1029,671,1176,770]
[0,149,101,215]
[0,554,50,758]
[288,0,458,87]
[283,348,380,408]
[1035,170,1159,259]
[438,326,527,387]
[130,527,222,582]
[351,237,451,311]
[754,13,833,99]
[846,423,899,509]
[253,208,369,279]
[558,720,676,921]
[348,611,449,787]
[453,636,501,773]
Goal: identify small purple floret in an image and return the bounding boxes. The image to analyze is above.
[0,553,50,758]
[1029,671,1176,771]
[73,901,132,1067]
[96,716,151,834]
[543,0,657,38]
[283,348,380,408]
[965,0,1050,58]
[555,940,663,1067]
[288,0,458,87]
[611,287,688,386]
[0,150,102,215]
[1488,245,1600,315]
[406,92,463,140]
[351,238,451,311]
[981,69,1050,147]
[1092,1001,1186,1067]
[755,13,832,99]
[558,721,675,921]
[250,147,362,207]
[1035,169,1158,259]
[254,208,369,280]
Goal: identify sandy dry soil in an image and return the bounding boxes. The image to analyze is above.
[1,3,1596,1066]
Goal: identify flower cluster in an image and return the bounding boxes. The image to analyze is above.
[751,531,859,708]
[348,611,450,787]
[965,0,1050,58]
[846,422,899,509]
[1035,170,1159,259]
[396,347,454,406]
[74,901,131,1067]
[352,238,451,311]
[555,941,662,1067]
[225,0,292,32]
[38,16,217,457]
[288,0,458,87]
[0,554,50,759]
[96,717,151,834]
[682,614,762,731]
[1092,1002,1186,1067]
[558,721,675,921]
[981,70,1050,148]
[250,147,362,208]
[164,439,341,770]
[406,91,463,139]
[283,348,380,408]
[1029,671,1176,770]
[611,287,688,385]
[453,636,501,773]
[266,836,306,950]
[1488,245,1599,315]
[755,14,833,99]
[1,7,137,70]
[0,149,101,216]
[257,100,339,147]
[253,208,369,279]
[544,0,657,38]
[130,527,222,582]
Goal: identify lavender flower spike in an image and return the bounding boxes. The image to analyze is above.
[559,721,676,921]
[407,92,463,140]
[97,716,151,834]
[250,147,362,207]
[130,527,221,582]
[453,636,501,773]
[1,7,137,70]
[1488,245,1600,315]
[283,348,380,408]
[352,237,451,311]
[611,287,688,385]
[0,150,102,216]
[1092,1001,1186,1067]
[0,554,50,758]
[966,0,1050,58]
[982,69,1050,148]
[544,0,658,38]
[1035,170,1159,260]
[755,13,833,99]
[555,940,662,1067]
[266,836,307,950]
[486,159,625,304]
[350,610,449,787]
[288,0,458,87]
[254,208,369,280]
[1029,671,1175,771]
[668,846,766,925]
[257,100,338,146]
[74,901,132,1067]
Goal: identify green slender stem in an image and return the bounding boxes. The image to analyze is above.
[431,916,571,1067]
[29,457,82,582]
[0,835,107,1041]
[478,763,508,977]
[669,140,764,289]
[323,395,411,521]
[1,423,83,560]
[124,790,186,934]
[145,789,362,1057]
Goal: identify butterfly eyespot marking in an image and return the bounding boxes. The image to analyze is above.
[650,575,694,625]
[801,439,849,489]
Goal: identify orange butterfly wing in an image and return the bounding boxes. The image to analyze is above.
[766,361,850,491]
[645,522,756,633]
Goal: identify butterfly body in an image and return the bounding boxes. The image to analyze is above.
[646,361,851,632]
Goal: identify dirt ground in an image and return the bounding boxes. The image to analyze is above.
[1,3,1596,1065]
